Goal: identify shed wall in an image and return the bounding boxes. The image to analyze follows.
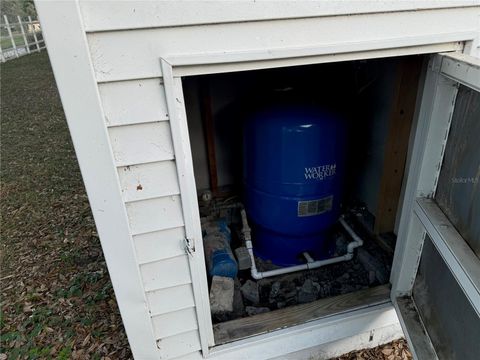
[100,78,202,358]
[40,1,480,358]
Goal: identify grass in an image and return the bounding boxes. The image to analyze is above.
[1,33,26,48]
[1,52,131,358]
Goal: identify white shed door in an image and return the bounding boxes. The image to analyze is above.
[392,53,480,359]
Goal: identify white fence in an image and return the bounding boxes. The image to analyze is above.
[1,15,45,62]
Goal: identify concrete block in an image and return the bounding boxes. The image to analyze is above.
[209,276,234,314]
[234,247,252,270]
[357,248,388,283]
[240,279,259,304]
[297,279,320,303]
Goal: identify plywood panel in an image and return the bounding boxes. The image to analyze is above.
[86,8,478,82]
[133,226,185,264]
[99,78,168,127]
[146,283,195,316]
[126,195,184,235]
[118,160,180,202]
[140,255,191,291]
[108,122,174,167]
[152,307,199,339]
[156,330,201,359]
[79,1,479,32]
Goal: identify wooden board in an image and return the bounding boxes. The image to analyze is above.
[375,56,423,234]
[200,80,219,193]
[214,285,390,345]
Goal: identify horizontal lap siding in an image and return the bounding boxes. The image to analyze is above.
[86,8,478,82]
[108,122,174,166]
[134,227,186,264]
[94,61,200,356]
[99,78,168,127]
[141,255,192,292]
[126,195,184,235]
[118,161,180,202]
[152,307,199,339]
[157,330,201,359]
[79,0,479,31]
[66,2,480,358]
[147,283,195,316]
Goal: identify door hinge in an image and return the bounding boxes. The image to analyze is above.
[184,237,195,256]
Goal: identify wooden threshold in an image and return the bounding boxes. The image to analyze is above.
[213,284,391,346]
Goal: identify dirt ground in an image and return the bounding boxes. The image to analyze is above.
[0,52,412,360]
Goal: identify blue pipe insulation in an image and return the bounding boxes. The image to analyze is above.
[203,218,238,278]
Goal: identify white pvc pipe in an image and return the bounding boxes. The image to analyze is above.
[339,216,364,253]
[303,252,315,263]
[241,209,363,280]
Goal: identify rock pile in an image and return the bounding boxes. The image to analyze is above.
[209,230,393,324]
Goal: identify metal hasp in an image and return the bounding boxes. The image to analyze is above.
[243,105,347,265]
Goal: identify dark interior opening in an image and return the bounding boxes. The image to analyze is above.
[182,55,425,345]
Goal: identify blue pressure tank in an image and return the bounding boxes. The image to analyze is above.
[243,106,346,266]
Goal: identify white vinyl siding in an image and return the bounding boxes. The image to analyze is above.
[156,330,201,359]
[118,160,180,203]
[140,255,192,292]
[79,1,479,32]
[43,1,479,358]
[134,227,186,264]
[99,79,169,127]
[108,122,174,167]
[125,196,184,235]
[152,307,199,339]
[86,7,476,82]
[92,46,200,356]
[147,283,195,316]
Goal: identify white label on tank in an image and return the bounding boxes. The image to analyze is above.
[304,164,336,180]
[298,195,333,217]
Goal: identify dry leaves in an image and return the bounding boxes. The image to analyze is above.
[1,53,132,359]
[334,339,412,360]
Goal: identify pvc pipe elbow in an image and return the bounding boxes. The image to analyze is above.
[347,240,363,254]
[251,270,263,280]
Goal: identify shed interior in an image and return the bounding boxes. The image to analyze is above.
[182,55,425,345]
